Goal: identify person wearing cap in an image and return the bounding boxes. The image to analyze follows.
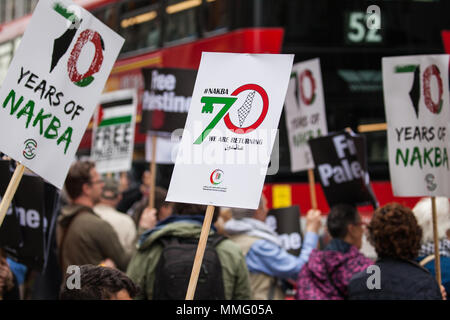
[224,194,322,300]
[94,177,138,257]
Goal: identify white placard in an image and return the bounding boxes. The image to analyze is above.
[145,135,180,164]
[383,54,450,196]
[284,58,328,172]
[91,89,137,173]
[166,52,294,209]
[0,0,124,189]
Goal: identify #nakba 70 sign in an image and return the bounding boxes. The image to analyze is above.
[0,0,124,189]
[284,58,328,172]
[383,55,450,197]
[167,52,294,209]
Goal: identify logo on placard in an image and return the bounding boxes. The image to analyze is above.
[194,84,269,144]
[50,2,105,87]
[425,173,437,191]
[23,139,37,160]
[210,169,224,185]
[299,69,316,106]
[395,64,444,117]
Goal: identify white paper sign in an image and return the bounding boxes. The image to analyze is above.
[0,0,124,189]
[91,89,137,173]
[383,54,450,197]
[145,135,180,164]
[284,58,328,172]
[166,52,294,209]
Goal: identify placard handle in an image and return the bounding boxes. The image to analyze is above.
[0,163,25,227]
[185,205,215,300]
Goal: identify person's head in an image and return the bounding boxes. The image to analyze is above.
[64,161,104,207]
[172,202,220,223]
[99,177,122,207]
[368,203,422,261]
[154,186,174,221]
[59,265,139,300]
[230,195,267,222]
[327,204,364,249]
[413,197,450,243]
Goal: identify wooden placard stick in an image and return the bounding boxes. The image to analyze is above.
[0,163,25,227]
[307,169,317,210]
[148,135,157,209]
[185,205,215,300]
[357,123,387,133]
[431,196,442,285]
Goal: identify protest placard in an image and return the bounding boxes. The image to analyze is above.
[141,67,197,136]
[167,52,294,210]
[145,135,179,164]
[0,161,59,271]
[166,52,293,299]
[308,131,378,208]
[0,0,124,189]
[382,54,450,197]
[91,89,137,174]
[266,205,302,256]
[383,54,450,285]
[284,58,328,172]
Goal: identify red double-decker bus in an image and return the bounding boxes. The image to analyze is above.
[2,0,448,215]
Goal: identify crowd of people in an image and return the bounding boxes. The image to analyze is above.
[0,160,448,300]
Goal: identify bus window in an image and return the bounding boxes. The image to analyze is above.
[0,41,13,85]
[119,2,161,54]
[203,0,229,36]
[164,0,200,45]
[93,3,120,32]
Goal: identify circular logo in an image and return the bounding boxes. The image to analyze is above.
[210,169,224,185]
[425,173,437,192]
[23,139,37,160]
[223,84,269,134]
[299,69,316,106]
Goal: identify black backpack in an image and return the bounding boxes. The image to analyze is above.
[153,234,226,300]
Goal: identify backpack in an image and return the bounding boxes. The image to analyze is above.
[153,234,226,300]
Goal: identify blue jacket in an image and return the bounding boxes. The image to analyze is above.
[417,255,450,296]
[246,232,319,280]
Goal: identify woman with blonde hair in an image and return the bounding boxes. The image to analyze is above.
[412,197,450,296]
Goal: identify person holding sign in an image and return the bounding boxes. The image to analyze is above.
[56,161,130,274]
[296,204,373,300]
[348,203,445,300]
[413,197,450,296]
[126,202,251,300]
[224,195,322,299]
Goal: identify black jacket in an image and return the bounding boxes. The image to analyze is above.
[348,257,442,300]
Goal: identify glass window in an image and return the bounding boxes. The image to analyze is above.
[119,2,161,53]
[203,0,229,35]
[93,3,120,31]
[164,0,200,45]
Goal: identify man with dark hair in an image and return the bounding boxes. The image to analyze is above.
[296,204,373,300]
[57,161,130,274]
[60,265,139,300]
[126,202,251,300]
